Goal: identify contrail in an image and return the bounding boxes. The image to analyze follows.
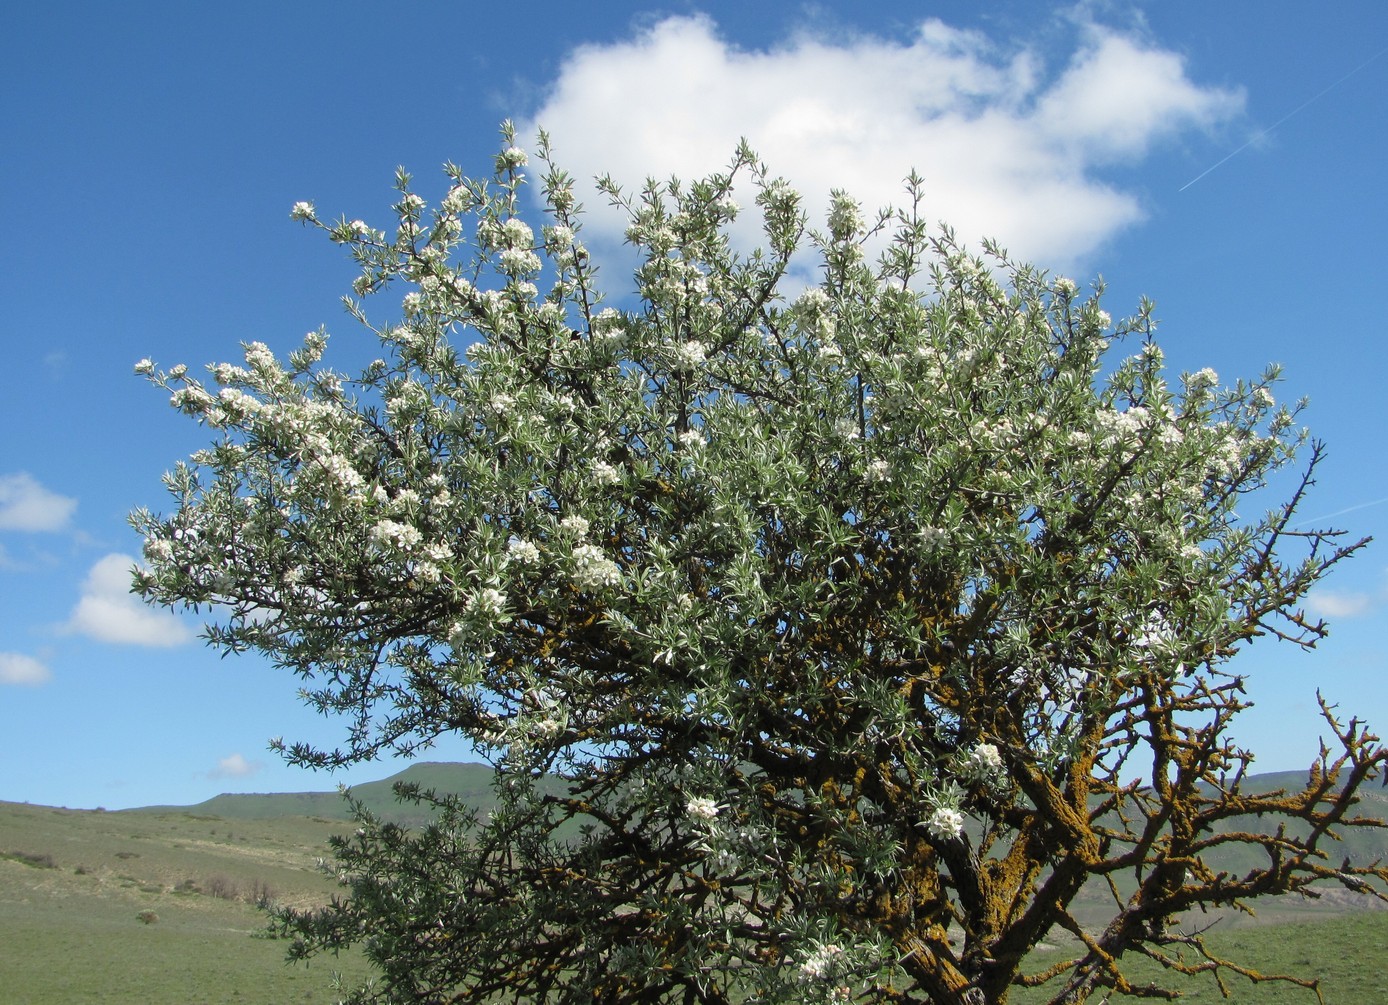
[1180,43,1388,192]
[1292,495,1388,529]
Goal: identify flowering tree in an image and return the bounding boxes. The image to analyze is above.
[134,124,1387,1004]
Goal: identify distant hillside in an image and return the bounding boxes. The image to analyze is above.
[126,761,515,827]
[122,761,1388,867]
[1199,768,1388,876]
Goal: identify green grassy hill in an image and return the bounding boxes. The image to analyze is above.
[0,800,370,1003]
[128,760,505,825]
[3,763,1386,1003]
[1193,769,1388,879]
[1009,911,1388,1003]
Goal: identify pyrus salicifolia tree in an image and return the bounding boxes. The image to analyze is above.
[133,125,1387,1004]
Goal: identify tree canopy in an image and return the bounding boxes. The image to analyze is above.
[134,124,1387,1004]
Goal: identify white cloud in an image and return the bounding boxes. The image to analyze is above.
[43,350,69,376]
[0,472,77,532]
[1034,25,1235,163]
[521,14,1242,270]
[1305,591,1373,619]
[209,753,261,779]
[0,652,51,686]
[64,553,195,647]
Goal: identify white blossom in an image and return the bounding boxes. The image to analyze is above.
[971,743,1003,771]
[1095,406,1149,446]
[686,796,719,821]
[959,743,1005,783]
[1188,367,1219,390]
[441,185,469,214]
[827,192,864,237]
[832,417,859,441]
[244,342,277,371]
[506,538,541,565]
[922,806,965,841]
[498,217,533,249]
[671,340,706,371]
[1215,434,1242,475]
[799,942,845,981]
[499,247,542,275]
[591,308,624,338]
[545,224,574,249]
[572,544,621,590]
[559,514,590,537]
[319,454,364,493]
[1156,421,1184,447]
[466,587,509,624]
[370,519,423,551]
[917,526,947,551]
[526,714,563,741]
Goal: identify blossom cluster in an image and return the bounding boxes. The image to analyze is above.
[922,806,967,842]
[957,742,1005,785]
[799,942,844,981]
[686,796,720,822]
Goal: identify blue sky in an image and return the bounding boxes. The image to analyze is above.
[3,1,1386,810]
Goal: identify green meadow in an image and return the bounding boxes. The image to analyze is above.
[1009,910,1388,1003]
[0,799,371,1003]
[2,764,1385,1004]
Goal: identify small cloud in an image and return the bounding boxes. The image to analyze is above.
[1305,591,1373,619]
[209,753,261,780]
[64,553,195,647]
[0,473,77,532]
[1034,25,1240,163]
[0,652,51,686]
[43,350,69,376]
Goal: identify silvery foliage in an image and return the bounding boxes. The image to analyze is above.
[132,123,1368,1004]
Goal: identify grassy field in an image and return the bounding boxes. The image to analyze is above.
[0,800,371,1003]
[3,767,1386,1003]
[1010,910,1388,1003]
